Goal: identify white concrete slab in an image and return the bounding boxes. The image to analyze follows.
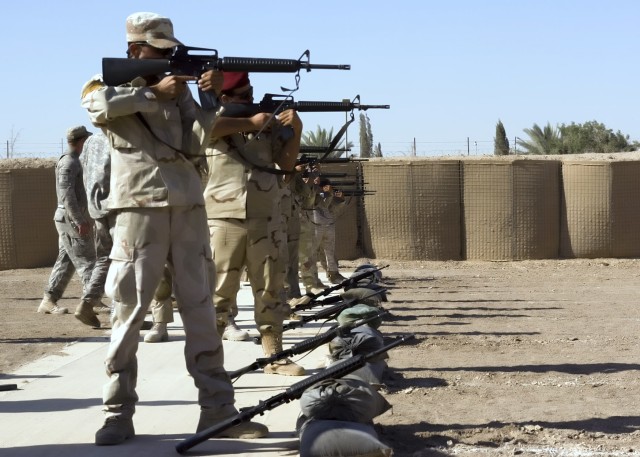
[0,275,340,457]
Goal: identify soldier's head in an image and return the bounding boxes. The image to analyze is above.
[125,12,181,59]
[220,72,253,104]
[66,126,92,153]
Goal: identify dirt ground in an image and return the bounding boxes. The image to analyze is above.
[1,259,639,456]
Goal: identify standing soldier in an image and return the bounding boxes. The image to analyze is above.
[313,178,347,284]
[298,167,326,294]
[38,125,100,328]
[82,12,267,445]
[80,131,113,319]
[204,71,305,375]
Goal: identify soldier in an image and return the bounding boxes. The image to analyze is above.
[81,12,267,445]
[204,71,305,376]
[313,178,347,284]
[38,125,100,328]
[298,167,326,294]
[79,131,113,319]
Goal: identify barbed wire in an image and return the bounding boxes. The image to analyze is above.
[1,139,500,159]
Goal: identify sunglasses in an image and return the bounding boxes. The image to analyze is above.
[132,42,174,58]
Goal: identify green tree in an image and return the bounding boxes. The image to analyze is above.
[559,120,634,154]
[359,113,373,158]
[494,120,510,156]
[519,122,563,155]
[301,125,352,158]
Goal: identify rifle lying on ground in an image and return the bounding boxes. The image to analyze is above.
[221,93,390,118]
[176,334,414,454]
[228,311,388,380]
[290,264,389,309]
[102,46,349,109]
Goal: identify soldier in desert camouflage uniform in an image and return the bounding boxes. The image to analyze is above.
[81,12,267,446]
[204,71,305,376]
[297,168,326,294]
[312,178,347,284]
[38,125,98,327]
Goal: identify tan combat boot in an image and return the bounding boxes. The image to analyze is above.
[74,299,101,328]
[37,294,68,314]
[260,330,305,376]
[222,316,249,341]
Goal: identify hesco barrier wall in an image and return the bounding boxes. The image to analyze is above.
[361,160,461,260]
[560,161,640,258]
[4,156,640,269]
[462,159,560,260]
[0,162,58,270]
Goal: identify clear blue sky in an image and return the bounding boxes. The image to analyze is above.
[2,0,640,157]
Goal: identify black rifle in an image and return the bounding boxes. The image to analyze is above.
[291,265,389,308]
[299,147,351,155]
[228,311,388,380]
[102,46,349,109]
[176,334,414,454]
[103,46,349,86]
[221,93,390,118]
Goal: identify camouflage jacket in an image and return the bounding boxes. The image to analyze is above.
[80,131,110,220]
[54,150,89,228]
[81,75,216,209]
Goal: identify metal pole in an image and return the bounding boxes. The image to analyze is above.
[514,136,517,154]
[6,140,8,159]
[467,137,469,156]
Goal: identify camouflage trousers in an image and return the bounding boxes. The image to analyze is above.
[103,206,235,420]
[314,223,338,272]
[208,217,286,331]
[44,221,96,302]
[284,208,302,298]
[298,213,320,288]
[84,213,116,301]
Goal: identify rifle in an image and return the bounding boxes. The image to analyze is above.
[102,46,349,109]
[176,334,414,454]
[221,93,390,118]
[291,264,389,308]
[228,311,388,380]
[299,147,351,155]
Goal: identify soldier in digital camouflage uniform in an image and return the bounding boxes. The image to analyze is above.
[38,125,99,327]
[79,131,113,322]
[204,71,305,376]
[81,12,267,446]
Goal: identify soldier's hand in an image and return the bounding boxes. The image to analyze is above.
[77,222,92,237]
[277,109,302,135]
[250,113,275,131]
[198,70,223,95]
[150,75,196,100]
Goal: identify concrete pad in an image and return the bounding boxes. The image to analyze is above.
[0,275,341,456]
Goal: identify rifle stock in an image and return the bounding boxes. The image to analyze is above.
[176,334,414,454]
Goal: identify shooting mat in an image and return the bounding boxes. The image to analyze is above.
[361,159,461,260]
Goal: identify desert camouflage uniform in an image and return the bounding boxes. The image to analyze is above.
[82,75,237,422]
[298,179,322,289]
[44,148,96,302]
[282,174,305,299]
[204,130,287,332]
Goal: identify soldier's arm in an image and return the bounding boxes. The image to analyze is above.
[58,157,89,231]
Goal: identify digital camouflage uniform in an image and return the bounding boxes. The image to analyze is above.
[82,74,237,422]
[80,132,114,305]
[44,147,96,303]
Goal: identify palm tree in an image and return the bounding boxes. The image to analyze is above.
[519,122,563,155]
[301,125,353,158]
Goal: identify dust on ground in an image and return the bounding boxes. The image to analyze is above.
[1,259,639,456]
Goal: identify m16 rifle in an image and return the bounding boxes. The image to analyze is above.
[102,46,350,109]
[176,334,414,454]
[228,311,388,380]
